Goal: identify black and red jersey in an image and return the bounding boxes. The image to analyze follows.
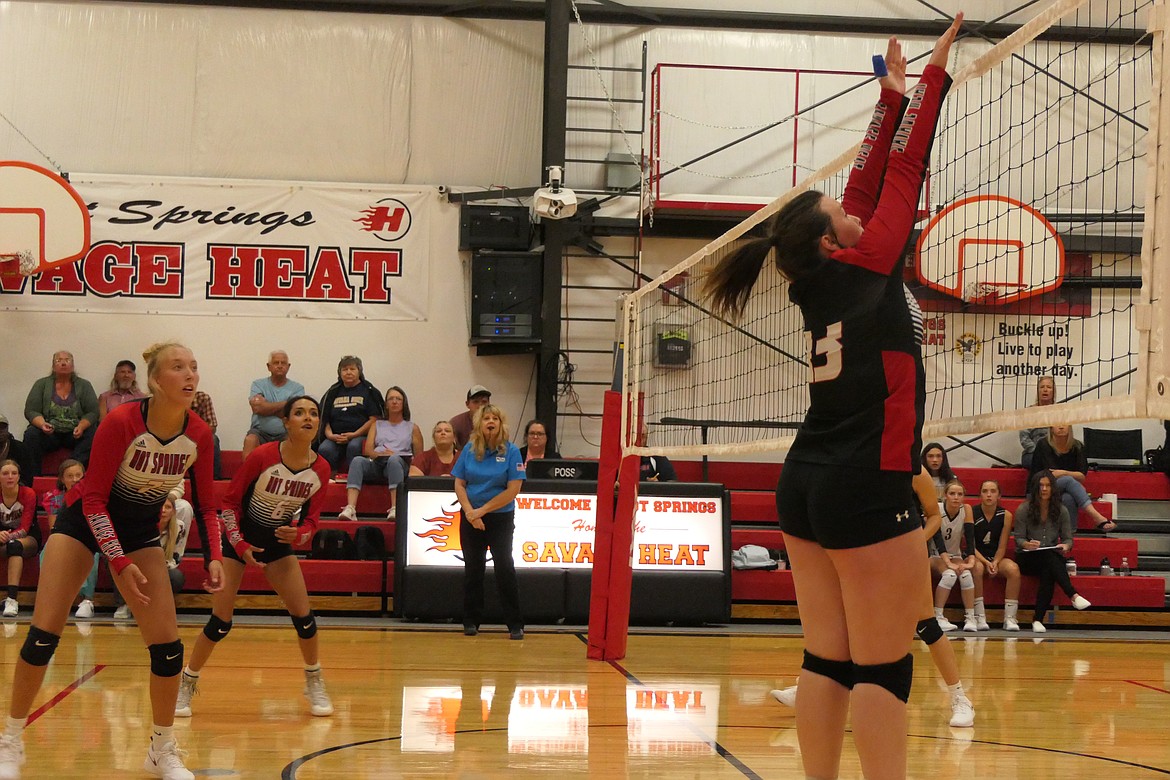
[0,486,37,538]
[58,398,221,573]
[787,65,951,473]
[222,442,331,557]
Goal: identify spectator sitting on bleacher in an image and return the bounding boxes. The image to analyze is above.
[1013,469,1091,632]
[0,459,39,617]
[930,479,978,631]
[338,386,422,522]
[1029,424,1116,533]
[0,415,33,488]
[191,389,224,480]
[1019,375,1055,469]
[97,359,147,422]
[518,420,560,465]
[242,350,305,460]
[37,459,99,619]
[971,479,1022,631]
[23,350,98,472]
[409,421,460,477]
[318,355,384,476]
[921,442,956,500]
[451,385,491,450]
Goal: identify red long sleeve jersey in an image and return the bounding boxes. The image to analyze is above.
[60,398,221,573]
[786,65,951,473]
[0,486,37,538]
[221,442,331,557]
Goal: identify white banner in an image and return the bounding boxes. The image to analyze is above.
[404,488,725,572]
[0,174,434,320]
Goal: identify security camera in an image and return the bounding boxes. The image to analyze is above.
[531,165,577,220]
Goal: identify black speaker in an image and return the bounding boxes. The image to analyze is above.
[460,205,532,250]
[471,251,542,342]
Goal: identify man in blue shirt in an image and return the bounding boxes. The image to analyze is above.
[242,350,305,459]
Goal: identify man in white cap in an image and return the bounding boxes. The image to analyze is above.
[450,385,491,449]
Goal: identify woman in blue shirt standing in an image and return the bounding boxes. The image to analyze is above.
[452,404,526,639]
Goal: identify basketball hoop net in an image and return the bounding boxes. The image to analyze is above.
[962,281,1000,304]
[961,280,1026,305]
[0,250,37,278]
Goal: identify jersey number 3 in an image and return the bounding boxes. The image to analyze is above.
[806,321,843,383]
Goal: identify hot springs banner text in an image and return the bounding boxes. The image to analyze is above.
[0,174,434,320]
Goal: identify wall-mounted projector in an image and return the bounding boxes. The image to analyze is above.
[531,165,577,220]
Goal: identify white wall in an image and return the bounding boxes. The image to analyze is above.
[1,1,1159,465]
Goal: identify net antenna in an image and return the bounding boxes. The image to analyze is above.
[619,0,1159,462]
[0,161,91,279]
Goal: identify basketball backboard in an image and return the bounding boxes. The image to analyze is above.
[915,195,1064,304]
[0,161,91,276]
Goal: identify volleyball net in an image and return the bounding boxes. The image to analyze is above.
[620,0,1166,459]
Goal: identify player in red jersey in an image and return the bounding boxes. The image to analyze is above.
[0,342,224,780]
[705,17,964,779]
[175,395,335,718]
[0,460,39,617]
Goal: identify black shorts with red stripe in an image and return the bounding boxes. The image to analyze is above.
[221,523,295,565]
[777,460,918,549]
[50,503,162,557]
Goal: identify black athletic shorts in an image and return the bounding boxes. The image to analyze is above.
[777,460,918,549]
[51,505,161,557]
[221,523,295,565]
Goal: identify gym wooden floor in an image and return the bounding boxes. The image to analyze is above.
[1,619,1168,778]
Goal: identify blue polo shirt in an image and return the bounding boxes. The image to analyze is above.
[452,441,525,511]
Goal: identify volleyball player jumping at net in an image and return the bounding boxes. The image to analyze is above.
[175,395,334,719]
[705,16,963,779]
[769,466,976,729]
[0,342,224,780]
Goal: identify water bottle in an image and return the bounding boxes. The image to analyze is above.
[1066,558,1077,576]
[1121,557,1131,576]
[1099,557,1113,576]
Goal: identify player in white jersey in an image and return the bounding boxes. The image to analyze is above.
[930,479,978,631]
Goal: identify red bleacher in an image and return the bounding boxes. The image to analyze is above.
[16,458,1169,618]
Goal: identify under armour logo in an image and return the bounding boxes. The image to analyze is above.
[896,511,910,523]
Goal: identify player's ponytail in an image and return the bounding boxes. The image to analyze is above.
[704,189,830,320]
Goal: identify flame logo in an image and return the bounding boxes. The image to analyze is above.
[353,198,412,242]
[416,507,463,555]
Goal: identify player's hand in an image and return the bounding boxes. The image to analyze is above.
[274,525,297,544]
[243,547,266,569]
[987,561,998,576]
[0,531,9,544]
[878,36,907,94]
[116,563,151,606]
[929,12,964,71]
[204,559,225,591]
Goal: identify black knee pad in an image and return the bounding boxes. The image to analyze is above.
[20,626,61,667]
[202,614,233,643]
[801,650,855,690]
[853,654,914,703]
[292,612,317,640]
[148,639,184,677]
[5,539,21,557]
[916,617,944,646]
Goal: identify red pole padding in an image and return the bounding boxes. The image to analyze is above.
[587,390,623,660]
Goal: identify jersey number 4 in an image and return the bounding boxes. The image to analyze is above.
[806,322,843,383]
